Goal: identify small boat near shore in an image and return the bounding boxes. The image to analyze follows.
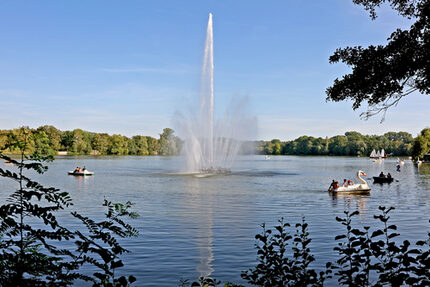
[68,170,94,176]
[373,176,394,184]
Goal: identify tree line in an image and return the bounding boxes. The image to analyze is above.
[1,126,429,159]
[0,126,182,156]
[259,130,422,157]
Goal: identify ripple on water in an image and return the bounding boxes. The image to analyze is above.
[1,156,430,285]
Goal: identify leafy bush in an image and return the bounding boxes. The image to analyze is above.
[241,218,330,287]
[239,207,430,287]
[0,127,139,286]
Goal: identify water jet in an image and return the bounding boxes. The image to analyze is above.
[175,13,256,173]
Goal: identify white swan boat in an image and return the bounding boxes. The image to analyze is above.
[328,170,370,194]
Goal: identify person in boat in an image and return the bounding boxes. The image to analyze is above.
[329,180,339,191]
[379,171,385,178]
[342,179,348,187]
[83,166,87,171]
[74,167,80,173]
[347,179,354,185]
[387,173,392,179]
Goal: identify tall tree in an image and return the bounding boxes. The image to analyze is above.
[326,0,429,121]
[412,128,430,159]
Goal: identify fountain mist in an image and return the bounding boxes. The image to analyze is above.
[176,13,256,173]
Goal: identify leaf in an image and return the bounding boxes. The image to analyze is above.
[371,230,384,238]
[335,234,347,240]
[111,260,124,269]
[128,275,136,283]
[388,232,400,239]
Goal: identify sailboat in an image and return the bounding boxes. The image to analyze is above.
[370,149,387,159]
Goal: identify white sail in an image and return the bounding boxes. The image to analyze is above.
[370,149,376,158]
[380,149,385,157]
[376,150,381,157]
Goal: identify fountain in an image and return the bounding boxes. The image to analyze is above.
[175,13,256,174]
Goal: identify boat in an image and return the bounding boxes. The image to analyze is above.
[422,153,430,164]
[370,149,387,159]
[373,176,394,184]
[68,170,94,176]
[328,170,370,194]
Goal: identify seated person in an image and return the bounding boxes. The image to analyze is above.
[329,180,336,191]
[342,179,348,187]
[387,173,392,178]
[347,180,354,185]
[334,181,339,189]
[74,167,80,173]
[329,180,340,191]
[379,171,385,178]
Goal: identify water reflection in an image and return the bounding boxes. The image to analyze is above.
[71,175,93,192]
[185,177,214,277]
[330,193,369,221]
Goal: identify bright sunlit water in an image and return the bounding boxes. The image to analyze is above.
[1,156,430,286]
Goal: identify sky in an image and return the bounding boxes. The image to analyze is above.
[0,0,428,140]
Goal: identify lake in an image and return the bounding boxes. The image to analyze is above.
[1,155,430,286]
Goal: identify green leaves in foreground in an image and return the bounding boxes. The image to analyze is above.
[0,127,139,286]
[72,199,139,287]
[238,207,430,287]
[242,217,329,287]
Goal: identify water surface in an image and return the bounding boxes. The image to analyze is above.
[1,156,429,286]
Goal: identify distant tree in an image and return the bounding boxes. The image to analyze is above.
[61,130,75,151]
[71,129,93,154]
[269,139,282,155]
[33,130,56,156]
[345,132,367,156]
[0,130,9,151]
[329,136,348,155]
[146,136,160,155]
[326,0,429,121]
[159,128,180,156]
[131,136,149,155]
[109,134,129,155]
[412,128,430,159]
[37,125,62,151]
[92,133,110,154]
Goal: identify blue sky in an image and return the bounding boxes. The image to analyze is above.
[0,0,427,140]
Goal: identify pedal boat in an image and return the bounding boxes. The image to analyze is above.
[328,171,370,194]
[68,170,94,176]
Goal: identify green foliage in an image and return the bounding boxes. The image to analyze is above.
[71,200,139,287]
[332,206,430,286]
[261,131,413,156]
[212,207,430,287]
[0,128,79,286]
[326,0,429,121]
[1,126,182,156]
[412,128,430,159]
[159,128,181,156]
[241,218,329,286]
[0,128,139,286]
